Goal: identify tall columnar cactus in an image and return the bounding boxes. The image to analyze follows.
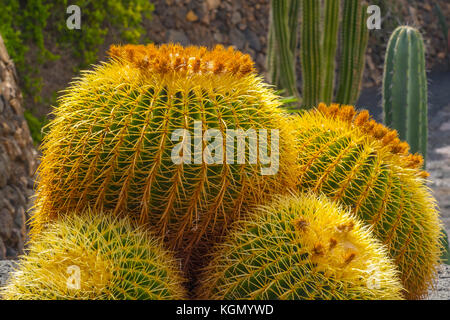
[382,26,428,163]
[197,194,404,300]
[1,212,187,300]
[335,0,369,105]
[300,0,321,108]
[292,103,443,299]
[32,44,298,255]
[267,0,368,108]
[267,0,300,98]
[320,0,340,104]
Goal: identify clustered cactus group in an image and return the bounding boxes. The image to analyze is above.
[267,0,369,108]
[0,39,443,300]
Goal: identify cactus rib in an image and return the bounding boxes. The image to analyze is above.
[336,0,368,105]
[300,0,321,108]
[270,0,300,98]
[320,0,340,104]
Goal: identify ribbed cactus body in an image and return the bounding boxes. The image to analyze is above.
[1,212,186,300]
[336,0,369,105]
[293,104,442,299]
[268,0,300,98]
[197,194,404,300]
[300,0,321,108]
[383,26,428,163]
[267,0,368,108]
[320,0,340,104]
[33,44,297,252]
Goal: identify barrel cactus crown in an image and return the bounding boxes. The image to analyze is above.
[292,103,443,299]
[33,44,297,251]
[1,212,186,300]
[197,193,404,300]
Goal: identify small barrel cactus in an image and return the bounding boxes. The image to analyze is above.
[32,44,297,252]
[1,211,186,300]
[292,103,443,299]
[197,193,404,300]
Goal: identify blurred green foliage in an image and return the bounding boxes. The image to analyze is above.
[54,0,154,67]
[24,110,49,145]
[0,0,154,144]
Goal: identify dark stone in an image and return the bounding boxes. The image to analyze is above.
[5,246,17,258]
[0,238,5,260]
[0,95,4,113]
[0,209,13,239]
[166,29,190,46]
[244,28,261,51]
[0,34,37,259]
[229,28,245,50]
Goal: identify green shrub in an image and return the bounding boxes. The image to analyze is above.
[0,0,154,144]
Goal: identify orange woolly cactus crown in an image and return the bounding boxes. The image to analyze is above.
[108,43,255,77]
[316,103,428,177]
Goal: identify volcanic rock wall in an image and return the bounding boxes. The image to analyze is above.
[0,35,37,259]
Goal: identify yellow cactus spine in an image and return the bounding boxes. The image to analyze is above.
[293,103,443,299]
[1,211,186,300]
[33,44,297,255]
[197,193,404,300]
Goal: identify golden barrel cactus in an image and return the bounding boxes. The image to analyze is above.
[1,212,186,300]
[292,103,443,299]
[197,193,404,300]
[32,44,297,253]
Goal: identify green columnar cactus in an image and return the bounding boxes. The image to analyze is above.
[336,0,369,105]
[267,0,368,108]
[267,12,279,88]
[320,0,340,104]
[32,44,298,255]
[382,26,428,163]
[1,212,187,300]
[268,0,300,98]
[300,0,321,108]
[293,103,443,299]
[267,0,300,91]
[197,193,404,300]
[288,0,301,56]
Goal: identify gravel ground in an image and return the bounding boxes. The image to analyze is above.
[428,265,450,300]
[0,260,16,288]
[0,260,448,300]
